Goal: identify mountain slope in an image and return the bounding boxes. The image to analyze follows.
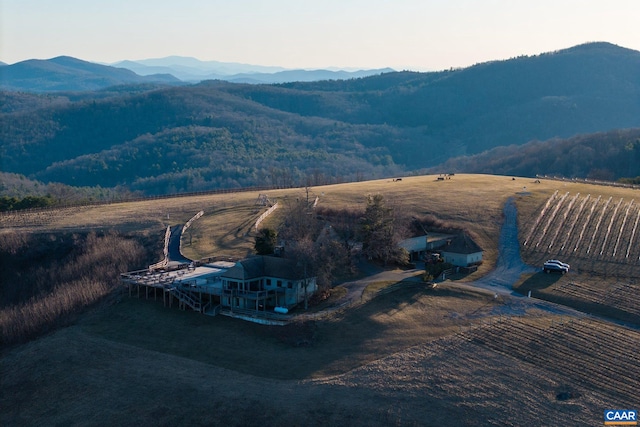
[220,42,640,157]
[1,42,640,195]
[0,56,181,92]
[130,56,287,75]
[0,83,406,193]
[428,128,640,181]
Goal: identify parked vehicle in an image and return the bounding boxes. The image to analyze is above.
[545,259,570,269]
[543,260,569,274]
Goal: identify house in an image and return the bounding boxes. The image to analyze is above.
[398,232,483,267]
[220,256,317,312]
[121,255,317,321]
[439,234,483,267]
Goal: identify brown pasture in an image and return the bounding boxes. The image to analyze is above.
[2,283,638,426]
[2,174,640,425]
[0,174,564,271]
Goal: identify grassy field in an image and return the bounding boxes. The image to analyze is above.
[79,285,504,380]
[0,174,560,269]
[2,174,640,426]
[2,283,637,426]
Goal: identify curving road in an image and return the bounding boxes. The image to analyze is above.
[167,225,192,265]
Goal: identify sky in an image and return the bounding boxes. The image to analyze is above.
[1,0,639,71]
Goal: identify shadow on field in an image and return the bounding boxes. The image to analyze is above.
[513,271,563,296]
[82,284,481,381]
[513,272,640,326]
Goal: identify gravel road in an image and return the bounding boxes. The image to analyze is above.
[470,197,538,295]
[333,197,586,317]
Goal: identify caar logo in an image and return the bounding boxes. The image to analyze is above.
[604,410,637,426]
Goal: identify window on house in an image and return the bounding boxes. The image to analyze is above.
[287,282,293,289]
[277,280,282,288]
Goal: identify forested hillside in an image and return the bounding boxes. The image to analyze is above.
[1,42,640,196]
[428,128,640,181]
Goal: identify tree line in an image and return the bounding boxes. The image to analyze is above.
[0,195,55,211]
[255,193,410,304]
[430,128,640,181]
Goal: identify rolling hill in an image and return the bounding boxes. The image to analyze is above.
[1,42,640,196]
[0,56,181,92]
[2,174,639,427]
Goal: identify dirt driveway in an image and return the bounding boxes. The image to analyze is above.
[332,197,583,317]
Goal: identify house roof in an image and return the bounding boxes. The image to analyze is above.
[221,256,307,281]
[399,233,455,252]
[440,233,483,255]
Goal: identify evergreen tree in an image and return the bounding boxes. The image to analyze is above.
[359,194,408,265]
[254,228,277,255]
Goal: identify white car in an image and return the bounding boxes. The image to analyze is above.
[545,259,570,269]
[543,260,569,274]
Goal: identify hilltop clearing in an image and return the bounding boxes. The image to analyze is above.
[2,174,640,425]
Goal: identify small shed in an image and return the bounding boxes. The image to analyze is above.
[439,234,483,267]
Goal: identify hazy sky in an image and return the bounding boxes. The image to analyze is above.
[2,0,639,70]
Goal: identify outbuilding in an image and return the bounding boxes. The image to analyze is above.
[439,234,483,267]
[399,233,455,261]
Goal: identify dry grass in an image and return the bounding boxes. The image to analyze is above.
[315,315,639,426]
[3,174,640,425]
[79,284,503,380]
[2,286,636,426]
[0,232,152,345]
[0,174,569,267]
[362,280,398,296]
[180,204,266,259]
[514,272,640,325]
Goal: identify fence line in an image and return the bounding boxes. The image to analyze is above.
[183,210,204,232]
[4,175,637,218]
[254,203,279,231]
[537,175,640,190]
[0,185,285,217]
[149,225,171,270]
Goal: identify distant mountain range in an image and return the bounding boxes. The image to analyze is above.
[0,55,394,92]
[1,42,640,196]
[113,56,394,84]
[115,55,289,76]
